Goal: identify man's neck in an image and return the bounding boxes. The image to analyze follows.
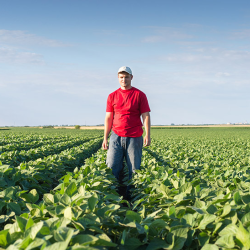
[120,86,132,90]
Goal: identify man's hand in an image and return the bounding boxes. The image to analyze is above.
[102,138,109,150]
[143,135,151,147]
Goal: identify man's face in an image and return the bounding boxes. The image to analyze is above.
[118,72,133,90]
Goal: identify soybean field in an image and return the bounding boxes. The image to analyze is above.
[0,127,250,250]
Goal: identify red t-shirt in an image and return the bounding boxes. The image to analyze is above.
[106,87,150,137]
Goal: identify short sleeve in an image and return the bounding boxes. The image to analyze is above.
[139,92,151,114]
[106,94,114,112]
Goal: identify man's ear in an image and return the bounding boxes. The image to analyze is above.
[131,75,133,80]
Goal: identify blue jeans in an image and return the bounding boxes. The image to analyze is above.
[106,131,143,180]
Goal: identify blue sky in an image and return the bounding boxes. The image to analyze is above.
[0,0,250,126]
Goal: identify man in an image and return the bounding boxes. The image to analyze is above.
[102,66,151,185]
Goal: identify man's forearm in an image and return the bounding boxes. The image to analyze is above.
[142,112,151,146]
[104,124,112,139]
[102,113,113,150]
[104,116,113,139]
[144,114,151,136]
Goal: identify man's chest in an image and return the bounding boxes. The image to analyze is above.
[113,92,140,112]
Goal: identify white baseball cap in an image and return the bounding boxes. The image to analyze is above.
[118,66,132,75]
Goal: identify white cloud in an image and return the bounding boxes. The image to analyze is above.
[0,69,115,96]
[215,72,230,77]
[0,30,70,47]
[230,29,250,39]
[158,48,250,65]
[162,54,213,62]
[93,29,122,36]
[143,36,164,43]
[0,47,44,64]
[142,26,193,43]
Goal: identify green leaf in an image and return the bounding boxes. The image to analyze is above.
[186,206,206,214]
[198,232,210,247]
[181,214,195,227]
[194,200,205,208]
[71,234,98,245]
[19,235,32,249]
[60,194,71,206]
[158,183,170,195]
[65,182,77,197]
[241,212,250,227]
[0,201,6,212]
[169,206,175,218]
[43,241,68,250]
[93,239,117,247]
[8,202,21,215]
[146,238,173,250]
[215,235,235,248]
[119,222,137,228]
[0,165,10,172]
[25,221,43,240]
[220,204,231,217]
[98,204,120,217]
[1,187,16,200]
[219,224,238,236]
[59,217,71,228]
[121,230,126,245]
[143,208,162,222]
[104,194,121,202]
[64,207,73,220]
[124,237,143,250]
[206,204,217,214]
[29,189,39,203]
[132,198,144,210]
[126,211,142,223]
[43,194,54,205]
[26,238,45,250]
[92,181,101,187]
[179,182,192,194]
[212,222,222,236]
[93,234,117,247]
[54,227,74,243]
[150,219,169,229]
[199,214,216,230]
[20,193,32,203]
[0,215,10,223]
[171,227,189,250]
[0,229,10,247]
[236,222,250,248]
[172,180,178,189]
[201,244,219,250]
[56,205,65,215]
[242,194,250,204]
[39,226,50,235]
[88,193,98,211]
[16,216,27,232]
[234,191,243,205]
[185,229,195,247]
[70,246,96,250]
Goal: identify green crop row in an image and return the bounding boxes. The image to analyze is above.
[0,139,102,226]
[0,149,124,249]
[0,134,64,147]
[0,129,103,147]
[3,141,248,250]
[0,136,80,153]
[0,136,102,167]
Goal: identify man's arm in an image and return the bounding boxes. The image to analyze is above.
[102,112,114,150]
[141,112,151,146]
